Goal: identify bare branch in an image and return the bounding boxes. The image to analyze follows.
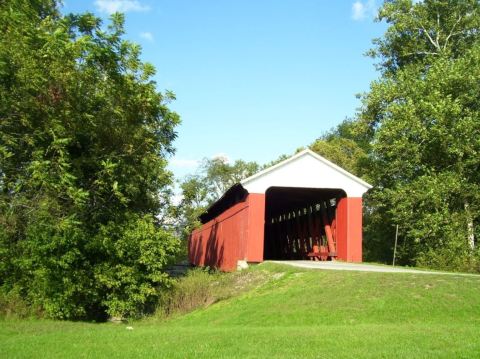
[444,15,464,50]
[418,23,441,52]
[436,12,441,48]
[403,51,440,57]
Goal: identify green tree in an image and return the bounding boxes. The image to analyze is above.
[200,157,260,200]
[0,0,180,318]
[176,176,210,242]
[359,0,480,270]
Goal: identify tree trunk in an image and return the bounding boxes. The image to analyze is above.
[465,201,475,250]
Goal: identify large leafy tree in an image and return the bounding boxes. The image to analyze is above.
[359,0,480,270]
[0,0,180,318]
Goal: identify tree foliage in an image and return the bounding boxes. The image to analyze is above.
[0,0,180,319]
[358,0,480,270]
[369,0,480,75]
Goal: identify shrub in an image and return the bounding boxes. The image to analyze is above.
[416,247,480,273]
[158,269,219,317]
[156,267,269,318]
[0,287,42,319]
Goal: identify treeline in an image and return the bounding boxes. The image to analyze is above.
[179,0,480,272]
[319,0,480,271]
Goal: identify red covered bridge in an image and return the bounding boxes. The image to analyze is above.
[188,149,372,271]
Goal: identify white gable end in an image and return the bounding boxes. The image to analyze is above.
[241,149,371,197]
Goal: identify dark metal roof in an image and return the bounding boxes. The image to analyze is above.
[199,183,248,224]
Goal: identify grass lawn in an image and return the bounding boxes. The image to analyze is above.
[1,262,480,358]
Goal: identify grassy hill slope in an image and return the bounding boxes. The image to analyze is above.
[1,263,480,358]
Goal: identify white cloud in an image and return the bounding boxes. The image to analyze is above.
[352,1,366,20]
[170,158,200,169]
[94,0,150,14]
[211,153,231,164]
[140,31,154,42]
[352,0,376,21]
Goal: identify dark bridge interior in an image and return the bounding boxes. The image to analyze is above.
[263,187,346,260]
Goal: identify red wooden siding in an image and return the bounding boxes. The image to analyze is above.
[245,193,265,262]
[189,193,266,271]
[336,197,363,262]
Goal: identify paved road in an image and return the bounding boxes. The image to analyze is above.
[269,260,480,277]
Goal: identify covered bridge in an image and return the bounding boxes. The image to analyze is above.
[188,149,372,271]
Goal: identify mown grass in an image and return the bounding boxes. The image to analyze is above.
[1,262,480,358]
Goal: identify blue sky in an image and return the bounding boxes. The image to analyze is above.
[64,0,386,179]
